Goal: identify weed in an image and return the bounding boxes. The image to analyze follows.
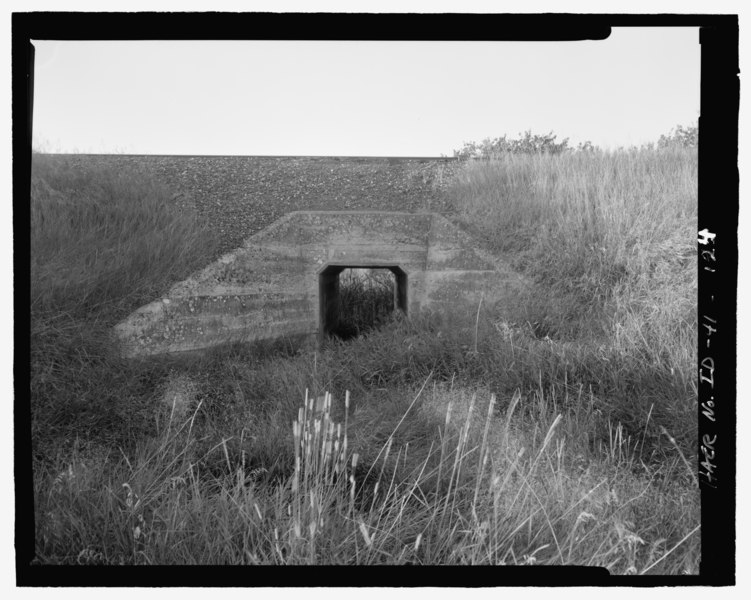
[29,140,699,569]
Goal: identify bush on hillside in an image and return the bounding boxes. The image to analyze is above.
[454,122,699,160]
[658,123,698,149]
[453,130,573,160]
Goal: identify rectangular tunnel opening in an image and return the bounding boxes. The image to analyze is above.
[319,265,407,341]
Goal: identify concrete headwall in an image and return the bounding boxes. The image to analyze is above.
[115,211,528,356]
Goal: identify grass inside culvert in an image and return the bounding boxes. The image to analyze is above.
[328,268,396,340]
[29,146,699,570]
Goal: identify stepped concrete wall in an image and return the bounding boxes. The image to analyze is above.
[115,211,528,356]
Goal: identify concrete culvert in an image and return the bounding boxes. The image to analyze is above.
[115,211,530,357]
[321,267,407,340]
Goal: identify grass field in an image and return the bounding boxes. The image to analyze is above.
[28,144,699,571]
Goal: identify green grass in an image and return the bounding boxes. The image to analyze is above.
[29,148,699,570]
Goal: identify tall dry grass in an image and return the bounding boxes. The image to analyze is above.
[29,148,700,570]
[449,147,697,432]
[329,268,396,340]
[34,383,699,569]
[450,148,695,326]
[31,154,218,321]
[30,153,220,455]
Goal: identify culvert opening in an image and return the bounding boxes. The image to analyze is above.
[319,265,407,341]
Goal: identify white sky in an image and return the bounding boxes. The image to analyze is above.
[31,28,700,156]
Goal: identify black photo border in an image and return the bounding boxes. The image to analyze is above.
[12,11,738,588]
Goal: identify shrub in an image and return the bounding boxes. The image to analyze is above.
[453,130,575,160]
[658,123,698,149]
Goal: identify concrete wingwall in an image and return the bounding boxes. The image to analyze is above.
[114,211,529,357]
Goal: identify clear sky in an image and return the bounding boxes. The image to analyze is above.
[32,28,699,156]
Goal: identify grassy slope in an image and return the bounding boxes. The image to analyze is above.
[448,148,698,442]
[29,150,699,571]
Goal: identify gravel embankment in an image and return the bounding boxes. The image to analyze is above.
[60,155,461,256]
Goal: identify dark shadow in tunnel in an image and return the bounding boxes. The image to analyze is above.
[319,265,407,341]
